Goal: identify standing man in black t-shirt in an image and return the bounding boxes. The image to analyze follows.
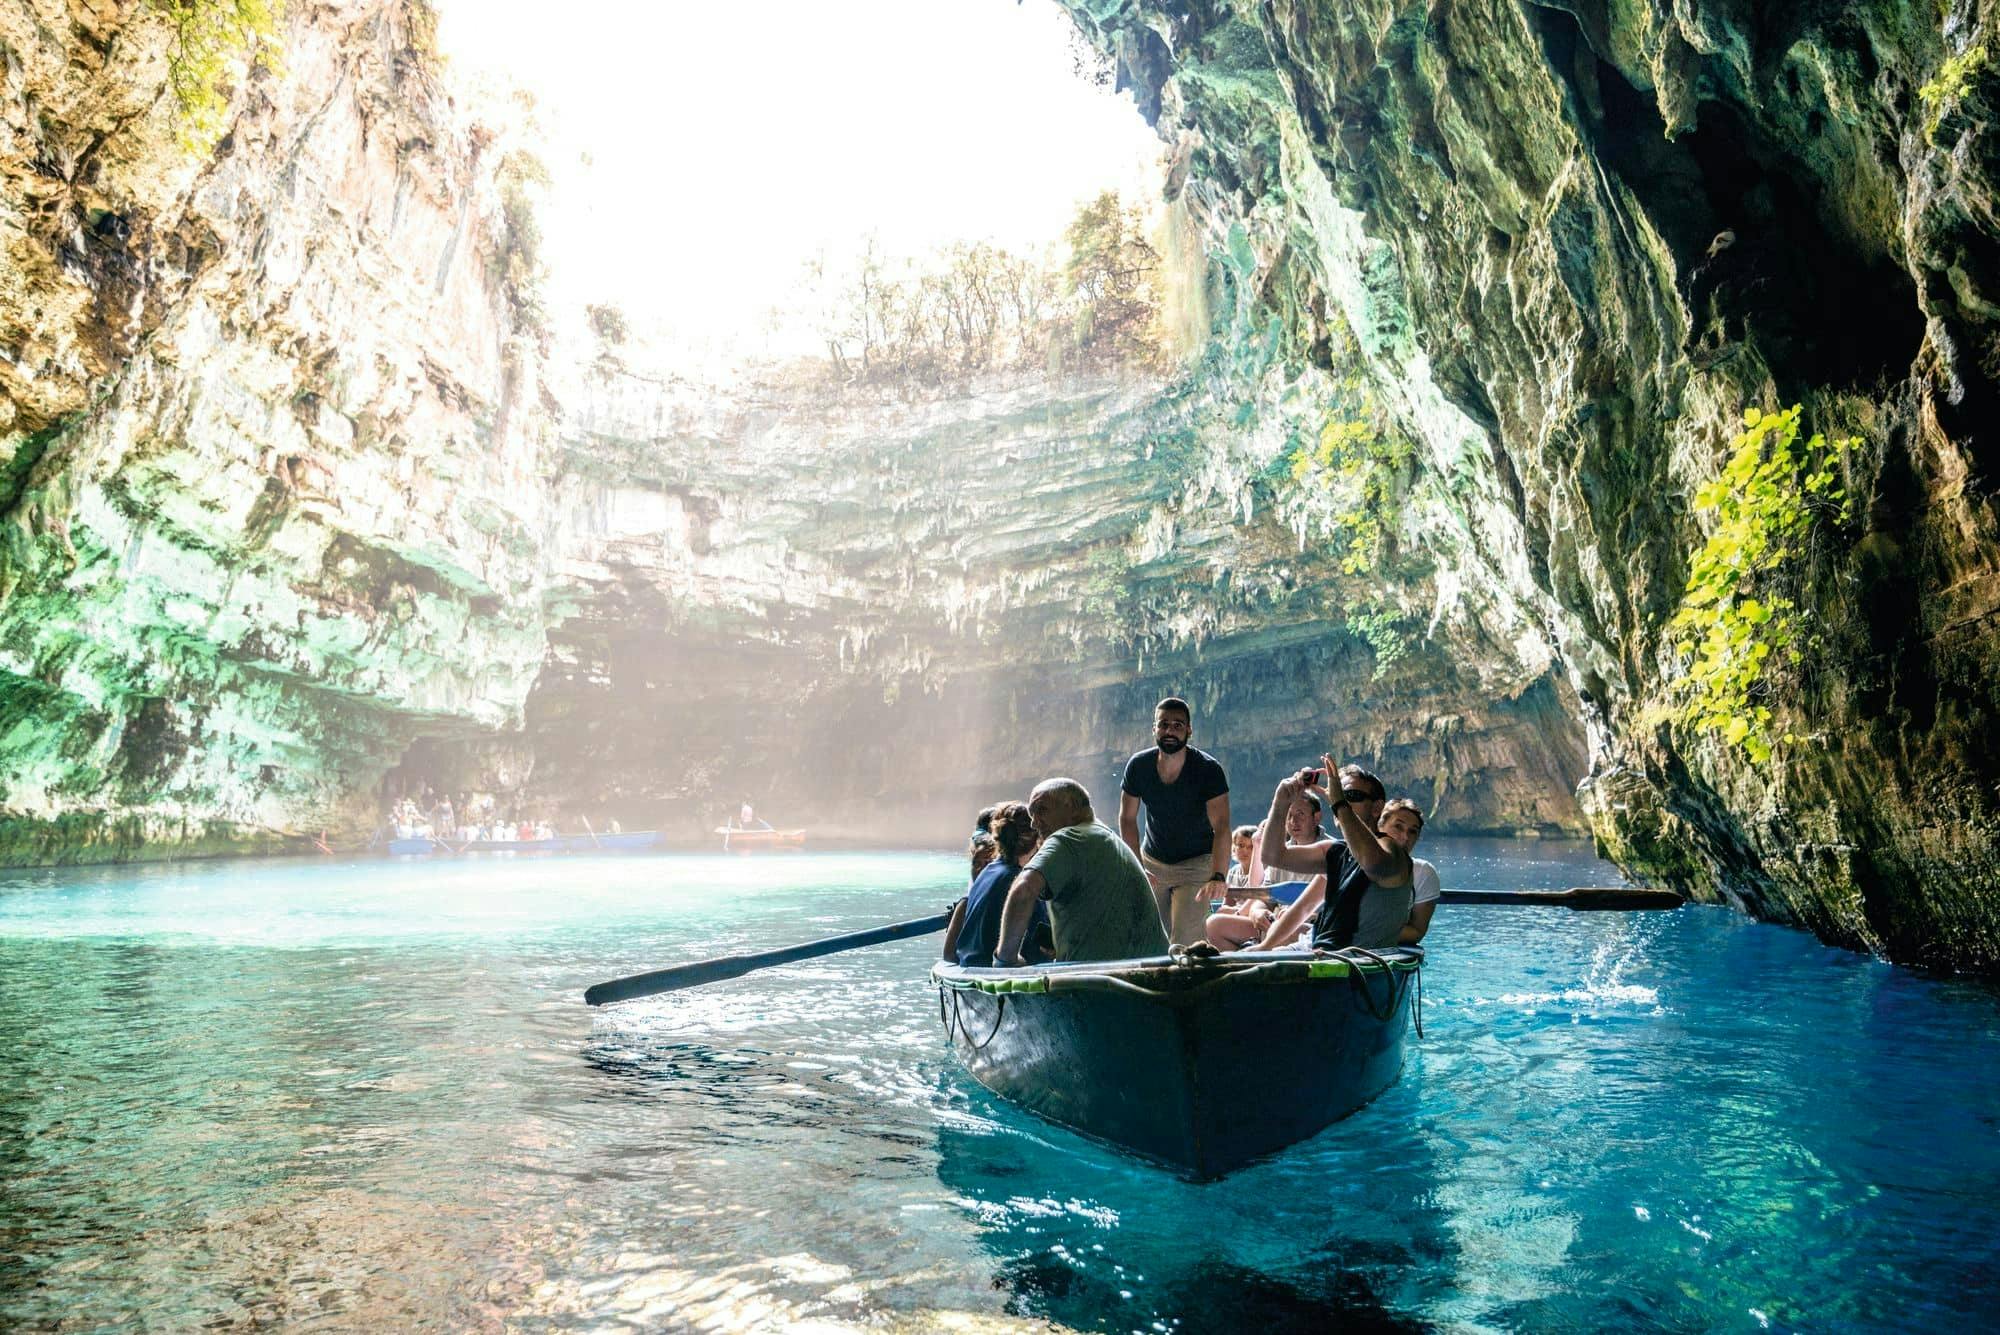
[1119,696,1231,947]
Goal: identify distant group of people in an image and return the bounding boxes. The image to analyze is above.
[943,696,1440,969]
[385,784,618,844]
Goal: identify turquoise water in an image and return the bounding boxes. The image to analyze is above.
[2,843,1997,1331]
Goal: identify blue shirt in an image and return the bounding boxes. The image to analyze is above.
[958,859,1049,967]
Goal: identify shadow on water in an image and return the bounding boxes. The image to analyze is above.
[932,1101,1454,1333]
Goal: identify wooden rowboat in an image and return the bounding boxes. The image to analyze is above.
[715,827,807,849]
[933,947,1422,1179]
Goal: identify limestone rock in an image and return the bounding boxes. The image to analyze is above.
[1059,0,2000,970]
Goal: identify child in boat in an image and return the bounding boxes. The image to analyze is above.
[1224,825,1259,889]
[1204,792,1325,950]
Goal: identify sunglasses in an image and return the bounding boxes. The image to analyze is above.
[1341,789,1383,804]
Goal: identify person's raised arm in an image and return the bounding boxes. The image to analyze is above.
[1259,770,1331,877]
[1206,792,1231,881]
[993,868,1048,967]
[1255,874,1325,950]
[1321,752,1410,887]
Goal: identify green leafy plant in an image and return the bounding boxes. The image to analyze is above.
[1919,42,1988,138]
[495,151,551,339]
[1668,404,1855,763]
[150,0,284,152]
[1344,603,1413,672]
[1280,357,1424,679]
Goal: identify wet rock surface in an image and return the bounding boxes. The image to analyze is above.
[516,367,1587,841]
[1057,0,2000,969]
[11,0,2000,972]
[0,0,552,857]
[0,0,1584,864]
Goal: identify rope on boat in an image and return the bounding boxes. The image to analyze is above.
[1336,946,1401,1023]
[937,984,1009,1051]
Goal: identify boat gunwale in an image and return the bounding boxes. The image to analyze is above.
[932,947,1423,1000]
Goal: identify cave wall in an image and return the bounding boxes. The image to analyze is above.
[0,0,553,858]
[1058,0,2000,969]
[503,367,1588,843]
[0,0,1591,866]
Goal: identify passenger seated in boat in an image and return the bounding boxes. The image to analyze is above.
[955,804,1050,968]
[941,829,1001,961]
[732,800,774,832]
[1225,825,1259,889]
[1379,799,1441,944]
[995,779,1170,966]
[969,829,999,878]
[1205,791,1326,950]
[1251,760,1412,951]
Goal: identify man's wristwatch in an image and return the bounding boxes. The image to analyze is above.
[1208,871,1226,882]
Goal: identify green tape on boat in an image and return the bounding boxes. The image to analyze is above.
[939,973,1052,995]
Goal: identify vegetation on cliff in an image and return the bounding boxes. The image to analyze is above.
[150,0,283,150]
[1667,406,1856,765]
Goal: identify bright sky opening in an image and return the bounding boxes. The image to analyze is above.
[434,0,1164,358]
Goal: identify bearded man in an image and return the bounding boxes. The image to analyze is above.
[1117,696,1231,947]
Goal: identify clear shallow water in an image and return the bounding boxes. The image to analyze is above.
[2,842,1997,1332]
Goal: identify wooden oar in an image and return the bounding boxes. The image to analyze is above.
[1439,886,1683,911]
[581,815,603,850]
[585,911,953,1006]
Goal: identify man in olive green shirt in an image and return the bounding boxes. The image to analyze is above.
[995,778,1170,965]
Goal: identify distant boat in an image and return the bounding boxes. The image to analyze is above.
[715,826,806,850]
[934,947,1422,1178]
[385,831,661,856]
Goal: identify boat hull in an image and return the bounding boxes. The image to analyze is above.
[933,949,1421,1178]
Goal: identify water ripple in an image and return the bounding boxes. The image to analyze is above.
[2,847,1998,1332]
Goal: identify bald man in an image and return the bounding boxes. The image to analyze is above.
[995,778,1169,966]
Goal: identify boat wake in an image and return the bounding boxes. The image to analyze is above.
[1488,938,1662,1011]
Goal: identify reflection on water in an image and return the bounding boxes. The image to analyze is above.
[2,845,1999,1331]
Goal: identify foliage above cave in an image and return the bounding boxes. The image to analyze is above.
[150,0,284,151]
[798,191,1168,387]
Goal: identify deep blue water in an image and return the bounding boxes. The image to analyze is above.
[1,842,1996,1331]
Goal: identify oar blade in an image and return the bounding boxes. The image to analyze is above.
[584,956,759,1006]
